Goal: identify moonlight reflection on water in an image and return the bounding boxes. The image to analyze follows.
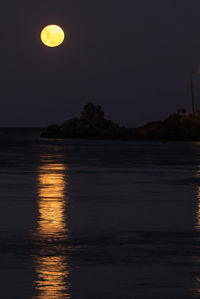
[33,151,71,298]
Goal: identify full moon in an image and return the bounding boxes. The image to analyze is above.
[40,25,65,47]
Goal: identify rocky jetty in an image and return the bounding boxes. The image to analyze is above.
[41,103,133,139]
[133,114,200,141]
[40,103,200,141]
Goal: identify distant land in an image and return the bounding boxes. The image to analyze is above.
[40,102,200,142]
[0,127,44,131]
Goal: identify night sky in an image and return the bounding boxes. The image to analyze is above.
[1,0,200,127]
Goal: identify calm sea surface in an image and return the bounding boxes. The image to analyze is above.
[1,130,200,298]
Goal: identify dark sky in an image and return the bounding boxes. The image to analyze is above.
[1,0,200,127]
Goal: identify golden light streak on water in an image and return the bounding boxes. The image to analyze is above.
[34,256,70,299]
[37,163,67,238]
[196,186,200,231]
[194,166,200,296]
[33,153,71,298]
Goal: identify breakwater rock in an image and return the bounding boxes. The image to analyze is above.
[41,103,133,139]
[41,103,200,141]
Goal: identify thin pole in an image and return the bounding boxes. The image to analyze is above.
[191,79,195,115]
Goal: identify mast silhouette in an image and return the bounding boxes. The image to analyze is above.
[191,79,195,115]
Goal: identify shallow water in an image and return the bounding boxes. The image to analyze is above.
[0,130,200,298]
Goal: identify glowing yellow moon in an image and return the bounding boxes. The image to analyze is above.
[40,25,65,47]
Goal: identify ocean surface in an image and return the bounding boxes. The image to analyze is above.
[1,130,200,298]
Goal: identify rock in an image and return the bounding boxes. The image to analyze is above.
[80,102,105,125]
[41,103,133,139]
[133,114,200,141]
[40,104,200,141]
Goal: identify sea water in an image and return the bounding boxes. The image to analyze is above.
[0,129,200,298]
